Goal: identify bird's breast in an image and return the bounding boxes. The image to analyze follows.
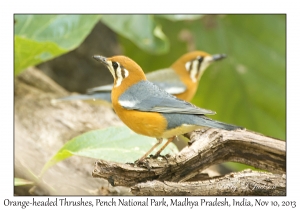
[112,101,168,138]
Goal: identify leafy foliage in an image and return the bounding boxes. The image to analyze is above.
[101,15,169,54]
[14,14,101,74]
[41,126,178,174]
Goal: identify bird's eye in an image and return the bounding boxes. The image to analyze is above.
[112,62,119,70]
[197,56,204,62]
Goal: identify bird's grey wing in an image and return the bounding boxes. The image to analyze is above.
[118,80,215,115]
[146,68,187,95]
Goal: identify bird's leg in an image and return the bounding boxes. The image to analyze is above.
[138,138,163,162]
[154,136,176,158]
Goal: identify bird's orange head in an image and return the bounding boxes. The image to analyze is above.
[172,51,226,83]
[170,51,226,101]
[93,55,147,89]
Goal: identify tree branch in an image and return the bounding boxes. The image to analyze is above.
[92,128,286,194]
[131,170,286,196]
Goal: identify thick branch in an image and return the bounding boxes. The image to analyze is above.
[131,170,286,196]
[93,128,285,186]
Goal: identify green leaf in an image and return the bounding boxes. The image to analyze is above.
[14,14,101,75]
[101,15,169,54]
[41,126,178,175]
[223,162,265,172]
[14,36,66,75]
[14,178,34,186]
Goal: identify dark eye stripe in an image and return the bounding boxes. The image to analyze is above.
[188,62,193,72]
[112,61,118,70]
[121,67,126,78]
[112,62,119,79]
[193,57,204,80]
[114,69,118,80]
[197,57,204,72]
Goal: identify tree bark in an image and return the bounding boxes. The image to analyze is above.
[132,171,286,196]
[92,128,286,195]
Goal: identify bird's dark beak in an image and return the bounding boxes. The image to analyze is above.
[93,55,109,66]
[212,54,226,61]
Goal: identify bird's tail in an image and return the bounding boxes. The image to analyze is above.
[200,116,243,131]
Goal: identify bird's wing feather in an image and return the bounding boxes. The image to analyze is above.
[152,82,186,95]
[146,68,187,94]
[119,81,215,115]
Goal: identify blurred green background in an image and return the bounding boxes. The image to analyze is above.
[14,14,286,141]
